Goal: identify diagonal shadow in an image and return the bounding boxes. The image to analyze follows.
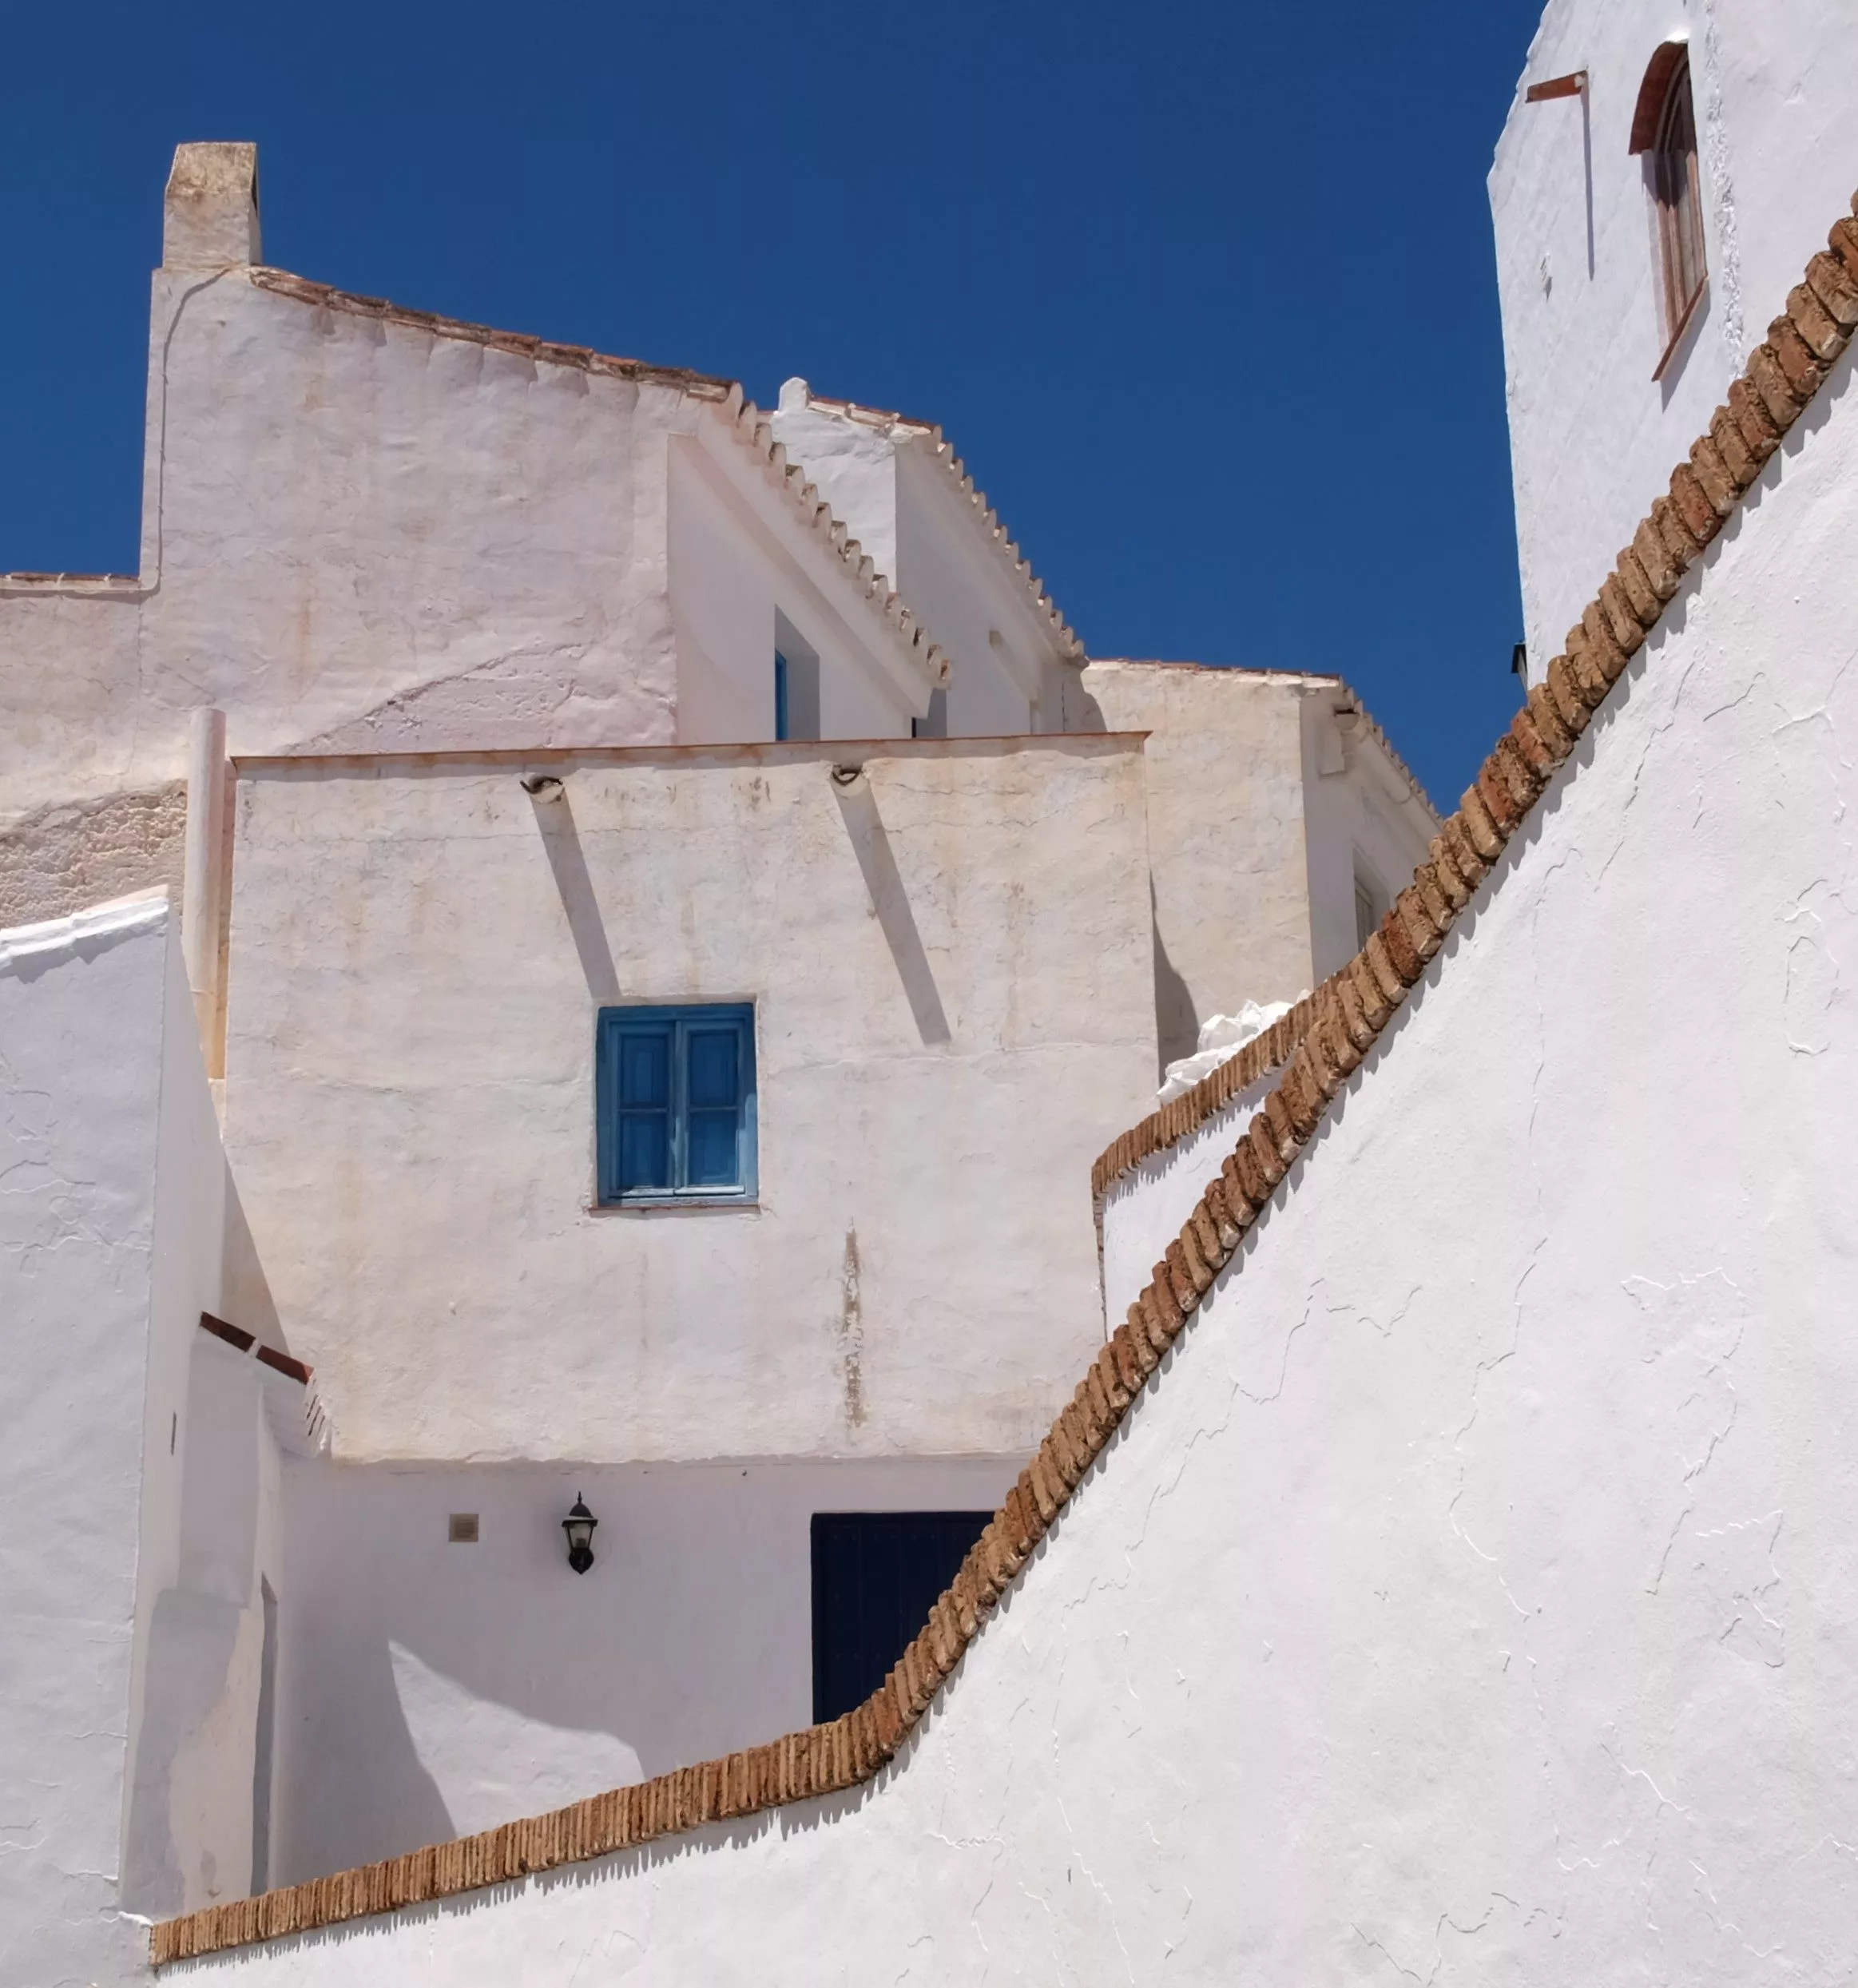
[526,780,621,1006]
[831,772,951,1046]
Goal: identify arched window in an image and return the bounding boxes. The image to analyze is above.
[1630,42,1707,374]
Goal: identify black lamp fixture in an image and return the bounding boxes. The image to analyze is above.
[562,1494,597,1574]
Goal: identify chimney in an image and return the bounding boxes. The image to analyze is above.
[162,143,261,269]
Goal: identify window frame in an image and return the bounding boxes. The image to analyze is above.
[1631,43,1709,379]
[1353,856,1389,954]
[594,1002,758,1208]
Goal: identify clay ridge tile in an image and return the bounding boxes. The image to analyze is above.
[799,387,1082,662]
[149,181,1858,1973]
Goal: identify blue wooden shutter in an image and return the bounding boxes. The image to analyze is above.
[597,1005,756,1204]
[615,1022,673,1194]
[684,1022,743,1188]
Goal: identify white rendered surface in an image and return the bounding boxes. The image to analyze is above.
[1098,1065,1280,1328]
[0,208,935,826]
[0,897,175,1982]
[273,1456,1019,1885]
[195,336,1858,1988]
[1491,0,1858,676]
[220,737,1155,1462]
[1080,662,1435,1069]
[768,385,1071,737]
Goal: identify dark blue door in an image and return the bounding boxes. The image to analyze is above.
[810,1511,993,1724]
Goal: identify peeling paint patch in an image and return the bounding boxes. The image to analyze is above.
[839,1224,867,1430]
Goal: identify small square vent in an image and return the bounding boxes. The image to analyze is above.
[447,1513,479,1544]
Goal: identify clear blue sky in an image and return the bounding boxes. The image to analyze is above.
[2,0,1546,805]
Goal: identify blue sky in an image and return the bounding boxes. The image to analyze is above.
[1,0,1546,804]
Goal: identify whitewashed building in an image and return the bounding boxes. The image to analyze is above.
[8,0,1858,1974]
[0,139,1434,1983]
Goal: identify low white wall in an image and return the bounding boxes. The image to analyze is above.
[194,318,1858,1988]
[0,896,171,1986]
[222,737,1156,1462]
[1098,1065,1280,1327]
[273,1455,1020,1886]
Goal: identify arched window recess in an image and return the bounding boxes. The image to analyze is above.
[1630,40,1708,379]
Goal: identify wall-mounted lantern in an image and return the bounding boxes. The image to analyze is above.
[562,1495,598,1574]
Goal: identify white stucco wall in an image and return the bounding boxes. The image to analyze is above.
[0,585,145,819]
[891,445,1041,738]
[190,324,1858,1988]
[764,388,900,586]
[1298,692,1442,984]
[768,388,1070,738]
[272,1454,1019,1887]
[220,736,1155,1463]
[0,896,180,1984]
[0,171,938,830]
[1491,0,1858,673]
[666,434,909,744]
[1074,661,1431,1071]
[126,1329,292,1922]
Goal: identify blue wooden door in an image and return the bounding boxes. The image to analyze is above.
[810,1511,993,1724]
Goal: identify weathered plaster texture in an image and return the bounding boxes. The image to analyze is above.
[0,780,186,927]
[187,314,1858,1988]
[1491,0,1858,671]
[1080,661,1434,1069]
[220,737,1155,1462]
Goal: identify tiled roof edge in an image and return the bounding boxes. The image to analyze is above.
[245,267,738,397]
[1333,675,1443,826]
[800,390,1082,661]
[244,270,950,704]
[906,427,1082,661]
[718,395,951,698]
[150,188,1858,1970]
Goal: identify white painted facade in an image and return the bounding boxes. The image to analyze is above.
[275,1454,1019,1885]
[0,132,1441,1971]
[184,254,1858,1988]
[1491,0,1858,679]
[1080,661,1437,1066]
[768,383,1085,738]
[0,145,947,834]
[0,896,304,1951]
[218,736,1157,1462]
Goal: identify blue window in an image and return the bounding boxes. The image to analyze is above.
[596,1005,757,1205]
[775,651,791,742]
